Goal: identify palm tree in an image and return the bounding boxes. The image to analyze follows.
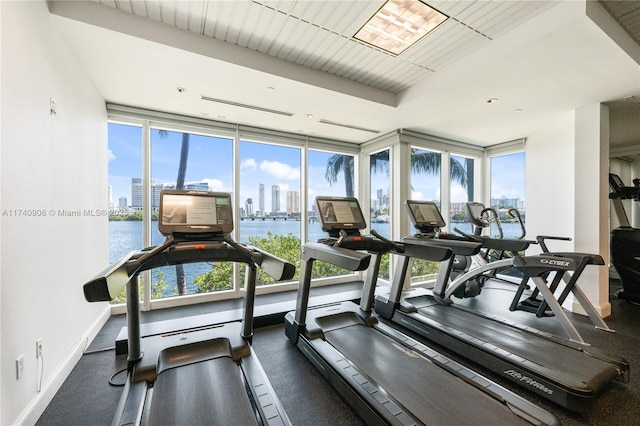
[325,155,355,196]
[410,150,471,200]
[174,132,190,295]
[325,149,470,199]
[158,130,190,296]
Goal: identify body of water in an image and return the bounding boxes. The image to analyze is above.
[108,219,523,296]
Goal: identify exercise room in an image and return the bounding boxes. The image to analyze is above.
[2,1,639,425]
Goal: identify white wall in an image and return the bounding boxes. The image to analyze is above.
[526,111,576,252]
[1,2,110,424]
[574,103,611,317]
[526,106,611,317]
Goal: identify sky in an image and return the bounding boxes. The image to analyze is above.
[108,123,525,211]
[108,123,350,213]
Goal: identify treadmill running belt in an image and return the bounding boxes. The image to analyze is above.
[326,325,530,425]
[147,357,257,425]
[417,304,620,389]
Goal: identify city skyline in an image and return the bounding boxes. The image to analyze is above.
[108,124,525,214]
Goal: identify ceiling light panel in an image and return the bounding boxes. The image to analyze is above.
[354,0,448,55]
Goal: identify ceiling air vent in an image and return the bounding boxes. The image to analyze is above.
[319,119,381,134]
[201,95,294,116]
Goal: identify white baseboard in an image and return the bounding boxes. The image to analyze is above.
[14,306,111,425]
[570,298,612,318]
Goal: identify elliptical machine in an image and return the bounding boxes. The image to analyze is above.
[609,173,640,303]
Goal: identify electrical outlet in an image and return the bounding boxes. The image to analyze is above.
[36,339,43,359]
[16,355,24,380]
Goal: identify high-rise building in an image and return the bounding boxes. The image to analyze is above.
[132,179,218,211]
[271,185,280,213]
[490,197,521,209]
[131,178,142,210]
[185,182,209,191]
[286,190,299,215]
[245,198,254,217]
[151,181,162,210]
[118,197,127,210]
[259,183,265,212]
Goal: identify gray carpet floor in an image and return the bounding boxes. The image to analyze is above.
[36,280,640,425]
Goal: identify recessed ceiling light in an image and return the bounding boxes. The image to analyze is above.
[305,114,314,119]
[486,98,498,104]
[267,86,275,91]
[354,0,448,55]
[177,87,186,93]
[513,108,522,112]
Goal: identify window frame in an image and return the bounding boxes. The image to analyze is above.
[107,106,509,313]
[107,107,361,313]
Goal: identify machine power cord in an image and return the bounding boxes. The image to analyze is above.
[37,346,44,393]
[109,368,127,387]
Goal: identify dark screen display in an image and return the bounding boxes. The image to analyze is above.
[405,200,446,229]
[158,190,233,235]
[316,197,366,231]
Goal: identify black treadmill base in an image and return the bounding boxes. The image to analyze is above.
[287,304,558,425]
[391,307,623,413]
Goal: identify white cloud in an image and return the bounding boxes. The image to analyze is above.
[259,160,300,180]
[241,158,257,170]
[277,183,290,193]
[450,186,470,203]
[203,178,226,191]
[411,190,424,200]
[108,149,116,162]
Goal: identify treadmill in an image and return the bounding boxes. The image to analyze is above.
[375,199,629,413]
[609,173,640,302]
[285,196,559,426]
[83,190,295,425]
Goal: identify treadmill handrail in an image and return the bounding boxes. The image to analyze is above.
[470,235,533,252]
[512,254,577,275]
[536,235,572,253]
[301,241,371,271]
[403,234,482,257]
[83,250,136,302]
[83,239,296,302]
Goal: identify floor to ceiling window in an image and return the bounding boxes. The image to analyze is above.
[106,109,502,307]
[238,140,301,287]
[108,122,142,303]
[150,128,235,299]
[490,151,526,239]
[450,154,475,234]
[369,148,390,279]
[307,149,357,279]
[408,147,442,285]
[107,113,362,307]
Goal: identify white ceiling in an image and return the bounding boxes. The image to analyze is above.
[49,0,640,148]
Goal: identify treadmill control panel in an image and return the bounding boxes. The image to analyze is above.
[158,190,234,236]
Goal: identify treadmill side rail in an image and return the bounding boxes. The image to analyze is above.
[83,251,135,302]
[112,380,147,426]
[301,242,371,270]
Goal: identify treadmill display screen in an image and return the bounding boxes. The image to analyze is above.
[158,190,233,236]
[316,196,366,232]
[405,200,446,230]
